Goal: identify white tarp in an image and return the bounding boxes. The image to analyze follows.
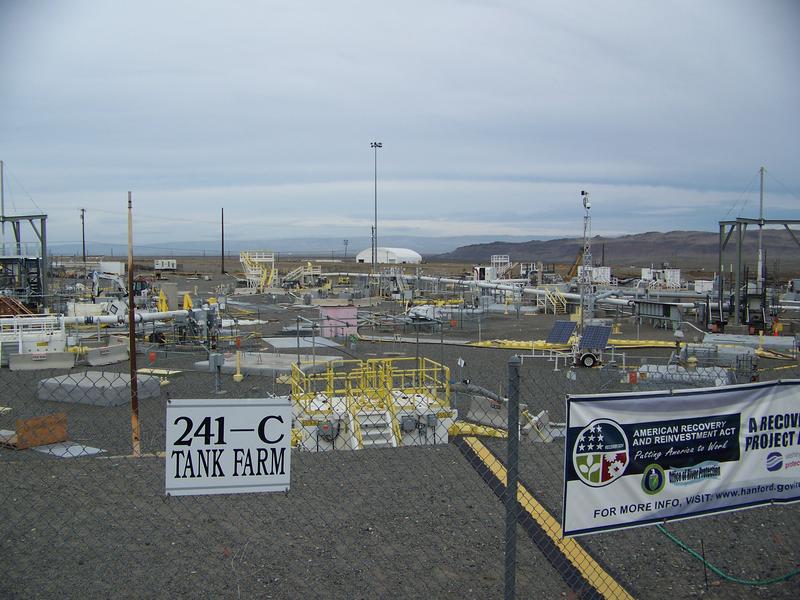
[563,380,800,536]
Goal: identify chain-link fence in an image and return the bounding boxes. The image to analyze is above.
[2,339,799,598]
[480,352,800,600]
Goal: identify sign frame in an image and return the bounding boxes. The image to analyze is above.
[563,379,800,536]
[165,397,291,497]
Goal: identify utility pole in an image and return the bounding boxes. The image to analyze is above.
[80,208,87,278]
[221,207,225,274]
[757,166,766,294]
[1,160,4,244]
[343,238,349,259]
[127,191,141,457]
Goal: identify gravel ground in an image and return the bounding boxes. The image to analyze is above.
[484,436,800,600]
[2,295,799,598]
[2,444,570,599]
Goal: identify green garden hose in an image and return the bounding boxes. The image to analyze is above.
[657,525,800,586]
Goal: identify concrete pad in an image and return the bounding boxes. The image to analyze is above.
[37,371,161,406]
[194,352,340,375]
[33,441,105,458]
[262,336,341,349]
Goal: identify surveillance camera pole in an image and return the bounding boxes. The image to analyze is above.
[579,191,594,336]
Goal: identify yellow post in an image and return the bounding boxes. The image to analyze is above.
[157,289,168,312]
[233,351,244,382]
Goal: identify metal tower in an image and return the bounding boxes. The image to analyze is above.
[579,190,594,332]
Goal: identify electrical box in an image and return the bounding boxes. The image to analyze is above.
[426,414,438,428]
[317,420,340,442]
[401,416,417,433]
[208,353,224,372]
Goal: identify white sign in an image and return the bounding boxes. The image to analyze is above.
[563,380,800,536]
[154,259,177,271]
[166,397,291,496]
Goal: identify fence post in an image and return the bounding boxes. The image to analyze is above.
[505,354,521,600]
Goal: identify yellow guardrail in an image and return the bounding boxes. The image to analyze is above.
[291,357,452,437]
[468,338,677,350]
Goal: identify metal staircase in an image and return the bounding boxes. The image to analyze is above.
[239,251,276,293]
[282,263,322,288]
[490,255,518,279]
[538,286,568,315]
[354,409,397,448]
[24,258,42,301]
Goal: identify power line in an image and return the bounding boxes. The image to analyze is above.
[723,170,759,219]
[5,167,43,213]
[765,171,800,203]
[87,206,219,225]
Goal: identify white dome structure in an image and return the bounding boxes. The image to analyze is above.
[355,247,422,264]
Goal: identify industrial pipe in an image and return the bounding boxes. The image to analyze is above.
[60,309,190,326]
[324,271,698,309]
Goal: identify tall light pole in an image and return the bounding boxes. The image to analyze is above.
[370,141,382,274]
[80,208,87,278]
[343,238,349,259]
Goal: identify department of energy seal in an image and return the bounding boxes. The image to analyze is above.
[573,419,629,487]
[642,464,666,495]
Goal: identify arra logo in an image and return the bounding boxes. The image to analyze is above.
[573,419,629,487]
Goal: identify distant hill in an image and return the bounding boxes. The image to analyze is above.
[433,230,800,270]
[46,234,539,257]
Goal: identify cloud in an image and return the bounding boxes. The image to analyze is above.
[0,0,798,248]
[26,177,796,245]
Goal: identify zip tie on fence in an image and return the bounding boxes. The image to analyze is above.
[656,525,800,586]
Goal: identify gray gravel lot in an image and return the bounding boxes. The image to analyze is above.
[2,297,799,598]
[2,444,571,599]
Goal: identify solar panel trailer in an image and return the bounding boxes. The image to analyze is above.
[545,320,577,344]
[578,325,612,351]
[575,324,612,368]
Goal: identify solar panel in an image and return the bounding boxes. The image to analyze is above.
[546,320,577,344]
[579,325,612,350]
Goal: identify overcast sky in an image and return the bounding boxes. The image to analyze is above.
[0,0,798,250]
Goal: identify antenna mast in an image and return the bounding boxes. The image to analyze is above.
[579,190,594,334]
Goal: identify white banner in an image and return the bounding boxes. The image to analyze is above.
[166,397,291,496]
[563,380,800,536]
